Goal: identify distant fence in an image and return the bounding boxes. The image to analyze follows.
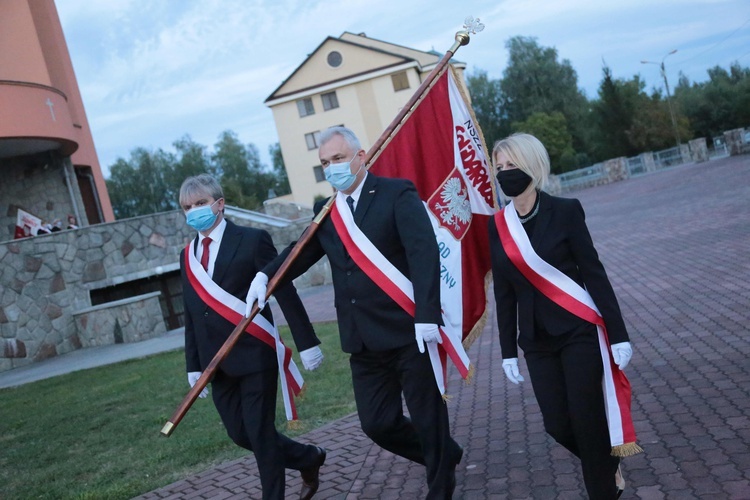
[557,164,606,191]
[708,143,729,160]
[626,155,646,176]
[653,146,684,168]
[557,127,748,193]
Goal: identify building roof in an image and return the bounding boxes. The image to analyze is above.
[265,31,464,105]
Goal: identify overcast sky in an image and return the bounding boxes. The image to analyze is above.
[55,0,750,177]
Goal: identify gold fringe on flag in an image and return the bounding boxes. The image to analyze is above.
[611,442,644,457]
[287,419,303,431]
[297,384,307,400]
[463,364,475,385]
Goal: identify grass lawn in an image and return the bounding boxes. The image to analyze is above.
[0,322,355,500]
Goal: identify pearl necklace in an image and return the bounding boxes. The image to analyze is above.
[518,194,540,224]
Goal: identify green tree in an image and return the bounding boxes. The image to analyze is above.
[212,131,277,210]
[165,135,214,205]
[675,62,750,141]
[106,131,292,218]
[106,148,177,218]
[590,66,638,159]
[500,36,590,154]
[628,88,691,152]
[466,69,508,150]
[268,142,291,197]
[512,112,576,173]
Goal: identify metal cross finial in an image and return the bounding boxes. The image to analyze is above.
[463,16,485,35]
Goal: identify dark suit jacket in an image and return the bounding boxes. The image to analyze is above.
[488,191,629,359]
[182,219,319,377]
[264,174,443,353]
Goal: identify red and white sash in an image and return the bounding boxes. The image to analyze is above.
[493,203,641,456]
[184,243,304,422]
[329,196,472,396]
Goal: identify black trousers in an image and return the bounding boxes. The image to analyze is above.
[211,368,319,500]
[350,342,462,499]
[521,324,620,500]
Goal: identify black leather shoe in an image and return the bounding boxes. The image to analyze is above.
[299,446,326,500]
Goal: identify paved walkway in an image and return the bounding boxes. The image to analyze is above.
[3,156,749,498]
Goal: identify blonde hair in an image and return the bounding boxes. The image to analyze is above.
[492,133,550,191]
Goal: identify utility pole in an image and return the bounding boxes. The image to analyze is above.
[642,49,681,148]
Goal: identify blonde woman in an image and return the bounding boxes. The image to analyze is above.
[488,133,637,498]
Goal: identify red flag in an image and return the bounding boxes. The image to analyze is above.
[370,67,496,378]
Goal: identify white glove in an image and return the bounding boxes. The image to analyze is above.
[415,323,442,354]
[244,272,269,317]
[611,341,633,370]
[299,346,324,371]
[502,358,525,384]
[187,371,209,399]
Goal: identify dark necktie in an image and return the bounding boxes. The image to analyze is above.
[346,196,355,213]
[200,237,212,272]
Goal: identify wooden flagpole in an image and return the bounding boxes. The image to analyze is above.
[161,25,477,437]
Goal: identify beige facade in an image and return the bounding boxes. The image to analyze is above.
[265,32,465,206]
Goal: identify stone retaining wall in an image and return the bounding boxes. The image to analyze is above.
[73,291,166,346]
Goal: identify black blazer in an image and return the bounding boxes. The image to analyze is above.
[488,191,629,359]
[264,174,443,353]
[182,219,319,377]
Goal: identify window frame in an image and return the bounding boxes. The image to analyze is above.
[305,131,321,150]
[312,165,326,183]
[321,91,339,111]
[391,71,410,92]
[297,98,315,117]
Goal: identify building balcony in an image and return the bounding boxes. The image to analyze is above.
[0,80,78,159]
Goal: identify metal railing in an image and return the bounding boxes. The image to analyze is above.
[708,143,729,160]
[557,127,748,192]
[654,146,683,168]
[626,155,646,176]
[557,163,605,190]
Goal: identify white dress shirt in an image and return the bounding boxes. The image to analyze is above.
[337,171,368,212]
[196,218,227,279]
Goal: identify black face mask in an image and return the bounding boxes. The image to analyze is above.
[496,168,533,197]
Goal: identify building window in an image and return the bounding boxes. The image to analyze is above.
[392,71,410,92]
[297,98,315,117]
[313,165,326,182]
[321,91,339,111]
[327,51,343,68]
[305,131,321,150]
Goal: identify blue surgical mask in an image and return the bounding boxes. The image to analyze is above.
[325,152,362,191]
[186,199,220,232]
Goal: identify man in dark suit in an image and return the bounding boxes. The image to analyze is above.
[245,127,463,499]
[179,174,326,500]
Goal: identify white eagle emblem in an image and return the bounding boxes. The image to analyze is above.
[433,177,472,232]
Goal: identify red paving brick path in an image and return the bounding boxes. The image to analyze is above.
[136,156,750,499]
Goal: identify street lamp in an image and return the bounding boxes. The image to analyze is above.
[641,49,681,148]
